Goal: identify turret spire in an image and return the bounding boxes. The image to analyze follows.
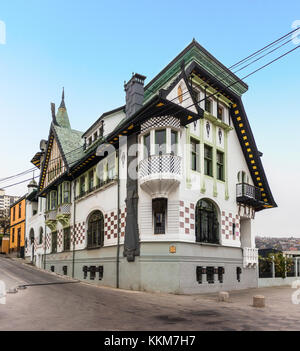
[56,87,71,128]
[59,87,66,109]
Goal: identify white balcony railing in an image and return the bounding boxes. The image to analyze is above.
[139,154,181,197]
[243,247,258,268]
[139,154,181,178]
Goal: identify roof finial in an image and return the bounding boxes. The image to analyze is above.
[59,87,66,109]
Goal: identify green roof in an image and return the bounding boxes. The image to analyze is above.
[53,124,84,169]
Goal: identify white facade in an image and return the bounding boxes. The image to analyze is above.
[28,40,275,293]
[25,186,46,268]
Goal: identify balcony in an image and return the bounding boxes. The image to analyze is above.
[45,209,57,231]
[236,183,262,207]
[139,154,181,197]
[243,247,258,268]
[56,204,71,227]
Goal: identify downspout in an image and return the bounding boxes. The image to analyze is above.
[43,214,47,270]
[116,149,120,288]
[72,180,76,278]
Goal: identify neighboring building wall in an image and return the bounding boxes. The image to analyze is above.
[25,197,46,268]
[10,198,26,254]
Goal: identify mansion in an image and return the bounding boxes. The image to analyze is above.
[25,40,276,293]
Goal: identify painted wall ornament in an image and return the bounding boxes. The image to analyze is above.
[206,121,210,138]
[218,128,222,144]
[121,152,126,167]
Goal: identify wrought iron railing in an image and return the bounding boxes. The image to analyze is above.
[139,154,181,178]
[236,183,261,204]
[75,177,116,200]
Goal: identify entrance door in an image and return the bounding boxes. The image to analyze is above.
[17,228,21,257]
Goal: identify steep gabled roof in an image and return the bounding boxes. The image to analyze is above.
[38,91,84,192]
[52,124,84,168]
[144,39,248,103]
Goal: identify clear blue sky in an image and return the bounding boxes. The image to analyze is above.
[0,0,299,236]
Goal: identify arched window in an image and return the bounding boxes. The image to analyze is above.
[237,171,249,184]
[39,227,43,245]
[195,199,219,244]
[29,228,34,245]
[87,210,104,248]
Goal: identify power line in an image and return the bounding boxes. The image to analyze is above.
[143,41,300,126]
[1,175,40,190]
[145,27,300,115]
[0,167,36,183]
[179,44,300,114]
[2,29,299,188]
[228,27,299,70]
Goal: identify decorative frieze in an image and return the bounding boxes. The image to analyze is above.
[141,116,180,134]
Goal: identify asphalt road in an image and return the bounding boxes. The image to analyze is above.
[0,255,300,331]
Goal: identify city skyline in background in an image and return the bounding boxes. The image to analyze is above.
[0,0,299,237]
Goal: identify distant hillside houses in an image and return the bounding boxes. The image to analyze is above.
[256,236,300,251]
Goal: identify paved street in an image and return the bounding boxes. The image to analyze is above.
[0,255,300,331]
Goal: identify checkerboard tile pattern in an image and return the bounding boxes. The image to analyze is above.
[179,201,195,236]
[104,207,127,240]
[221,211,240,240]
[57,229,63,250]
[74,222,86,246]
[46,233,51,251]
[120,208,127,237]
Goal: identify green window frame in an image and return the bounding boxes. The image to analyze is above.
[80,176,85,196]
[216,151,224,181]
[205,99,212,113]
[63,182,70,203]
[190,138,200,172]
[88,170,94,191]
[217,106,223,120]
[50,191,57,210]
[204,145,213,176]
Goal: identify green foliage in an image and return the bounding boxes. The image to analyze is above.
[259,253,294,278]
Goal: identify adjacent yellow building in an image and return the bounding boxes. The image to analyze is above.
[9,196,26,257]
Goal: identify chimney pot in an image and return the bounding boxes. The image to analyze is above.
[124,73,146,119]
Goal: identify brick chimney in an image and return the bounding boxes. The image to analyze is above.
[124,73,146,118]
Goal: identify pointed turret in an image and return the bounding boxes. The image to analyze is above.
[55,88,71,129]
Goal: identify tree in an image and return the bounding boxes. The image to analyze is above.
[0,209,10,236]
[260,252,294,278]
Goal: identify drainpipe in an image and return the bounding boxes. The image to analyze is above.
[43,214,47,270]
[116,149,120,288]
[72,180,76,278]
